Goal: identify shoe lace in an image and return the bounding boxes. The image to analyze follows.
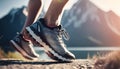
[56,26,70,40]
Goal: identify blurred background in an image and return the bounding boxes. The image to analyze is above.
[0,0,120,60]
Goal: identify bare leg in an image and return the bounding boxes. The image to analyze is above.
[21,0,42,34]
[44,0,69,27]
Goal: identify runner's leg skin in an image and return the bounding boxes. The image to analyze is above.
[22,0,43,39]
[44,0,69,27]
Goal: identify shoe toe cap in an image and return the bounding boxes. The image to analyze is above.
[64,52,75,60]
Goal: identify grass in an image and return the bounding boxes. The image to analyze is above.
[94,51,120,69]
[0,48,25,60]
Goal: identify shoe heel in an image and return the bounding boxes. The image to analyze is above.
[25,29,43,47]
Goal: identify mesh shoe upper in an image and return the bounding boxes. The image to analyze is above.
[26,18,75,61]
[10,34,39,59]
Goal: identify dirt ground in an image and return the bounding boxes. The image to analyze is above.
[0,59,94,69]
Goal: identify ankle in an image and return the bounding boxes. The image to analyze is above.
[43,18,59,28]
[21,30,30,40]
[46,23,59,28]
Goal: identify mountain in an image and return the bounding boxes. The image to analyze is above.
[0,6,27,52]
[107,11,120,36]
[0,6,45,52]
[62,0,120,47]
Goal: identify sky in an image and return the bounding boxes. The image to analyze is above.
[0,0,120,18]
[90,0,120,16]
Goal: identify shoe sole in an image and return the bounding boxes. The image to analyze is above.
[10,40,36,60]
[26,27,72,62]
